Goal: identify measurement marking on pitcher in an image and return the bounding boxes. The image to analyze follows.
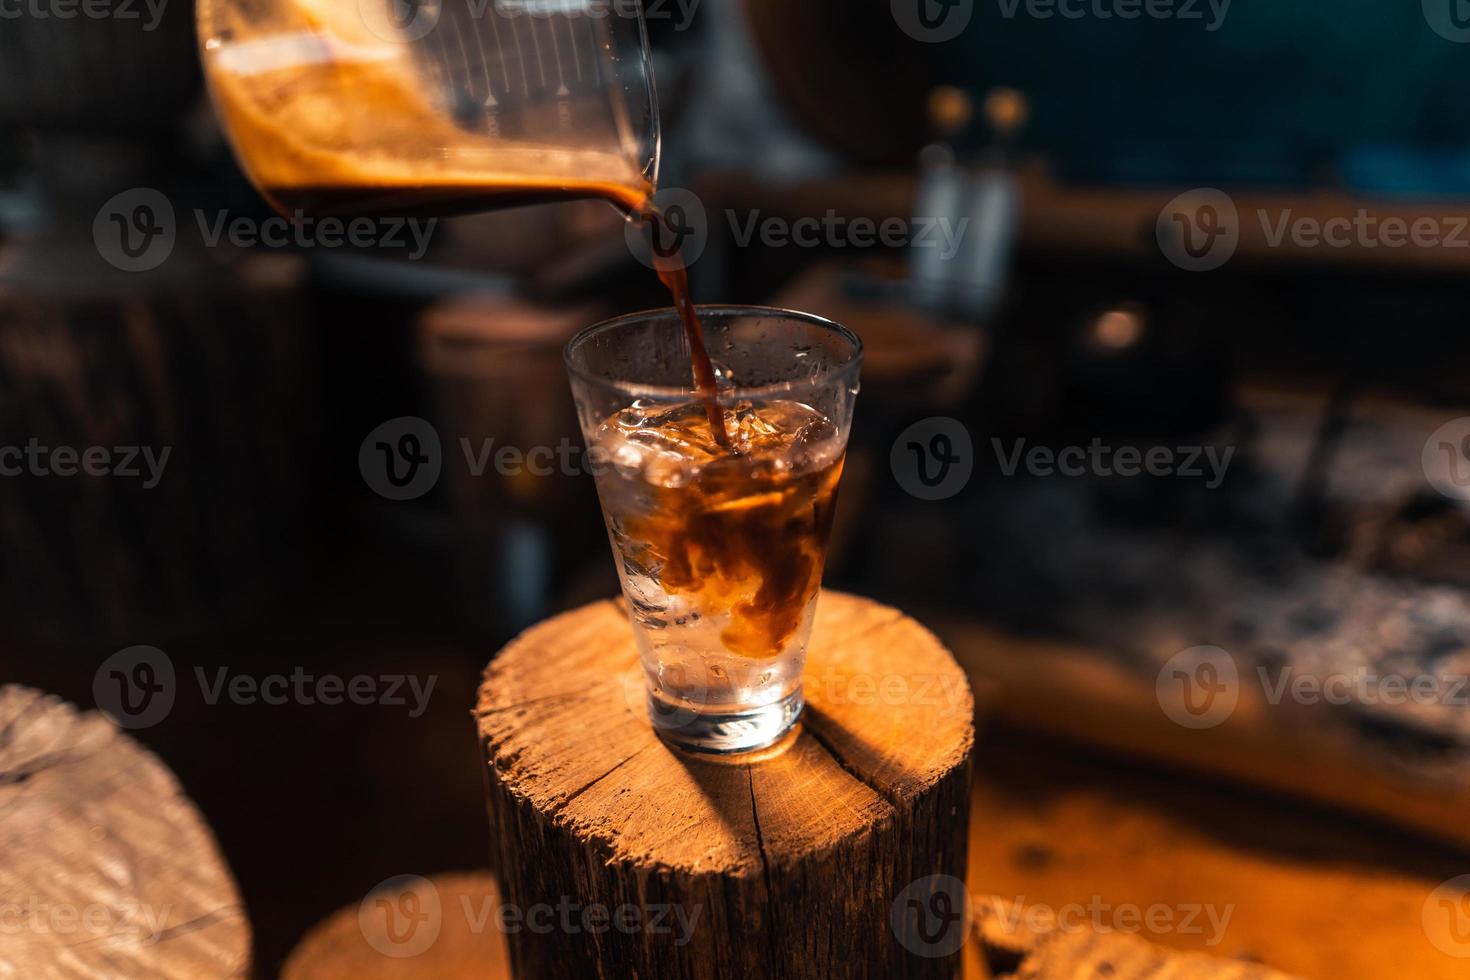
[547,9,570,98]
[508,11,531,99]
[527,13,548,91]
[447,13,475,106]
[482,3,513,93]
[564,13,583,85]
[463,6,496,107]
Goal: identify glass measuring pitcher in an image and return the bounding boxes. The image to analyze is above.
[197,0,660,218]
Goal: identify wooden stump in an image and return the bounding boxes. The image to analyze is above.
[283,872,511,979]
[0,686,250,978]
[477,591,975,980]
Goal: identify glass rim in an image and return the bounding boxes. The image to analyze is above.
[564,304,863,402]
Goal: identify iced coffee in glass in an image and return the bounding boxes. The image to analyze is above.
[567,307,861,754]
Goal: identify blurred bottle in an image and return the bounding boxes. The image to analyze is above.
[909,87,1027,323]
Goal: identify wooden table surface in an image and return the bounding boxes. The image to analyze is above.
[965,726,1464,979]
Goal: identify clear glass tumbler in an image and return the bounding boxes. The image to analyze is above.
[566,306,862,754]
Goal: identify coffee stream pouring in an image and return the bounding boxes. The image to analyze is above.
[199,0,732,443]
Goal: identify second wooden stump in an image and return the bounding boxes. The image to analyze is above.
[477,592,974,979]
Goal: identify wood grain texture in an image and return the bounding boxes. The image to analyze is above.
[963,733,1463,979]
[283,872,511,980]
[0,686,250,979]
[974,898,1301,979]
[477,591,975,979]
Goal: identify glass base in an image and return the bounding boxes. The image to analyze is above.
[649,688,804,755]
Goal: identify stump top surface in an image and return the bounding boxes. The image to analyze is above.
[284,872,510,980]
[477,591,974,878]
[0,686,251,979]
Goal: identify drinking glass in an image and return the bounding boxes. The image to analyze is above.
[196,0,660,217]
[566,307,862,754]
